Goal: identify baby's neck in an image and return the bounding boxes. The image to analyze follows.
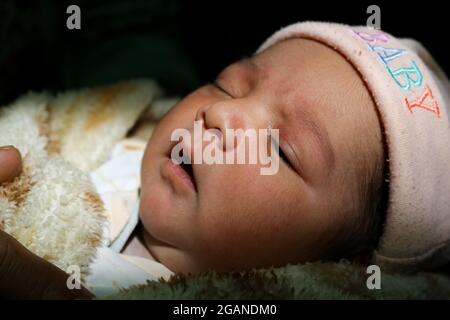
[120,224,155,261]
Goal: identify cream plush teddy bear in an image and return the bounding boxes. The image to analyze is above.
[0,80,162,281]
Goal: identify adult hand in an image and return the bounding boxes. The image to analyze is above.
[0,146,93,299]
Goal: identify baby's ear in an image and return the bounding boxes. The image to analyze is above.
[0,146,22,183]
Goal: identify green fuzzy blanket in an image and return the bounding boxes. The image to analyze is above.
[107,262,450,299]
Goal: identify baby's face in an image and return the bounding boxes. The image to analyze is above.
[140,38,383,273]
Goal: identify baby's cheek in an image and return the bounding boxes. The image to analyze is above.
[139,184,175,239]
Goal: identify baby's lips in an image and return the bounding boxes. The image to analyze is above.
[161,157,196,193]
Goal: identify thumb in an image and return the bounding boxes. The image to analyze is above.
[0,146,22,183]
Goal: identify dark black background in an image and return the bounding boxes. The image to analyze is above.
[1,0,447,105]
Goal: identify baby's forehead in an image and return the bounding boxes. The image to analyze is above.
[252,38,377,162]
[251,38,370,112]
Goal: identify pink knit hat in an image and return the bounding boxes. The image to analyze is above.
[257,22,450,271]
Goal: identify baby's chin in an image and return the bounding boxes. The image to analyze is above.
[140,224,206,274]
[138,185,169,241]
[138,195,174,263]
[138,179,189,248]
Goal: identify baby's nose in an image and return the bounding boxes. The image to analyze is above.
[195,101,245,133]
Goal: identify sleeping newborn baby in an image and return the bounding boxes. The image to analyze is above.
[2,22,450,297]
[137,34,385,273]
[136,22,450,276]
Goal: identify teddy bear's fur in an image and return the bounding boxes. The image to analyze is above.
[0,80,160,280]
